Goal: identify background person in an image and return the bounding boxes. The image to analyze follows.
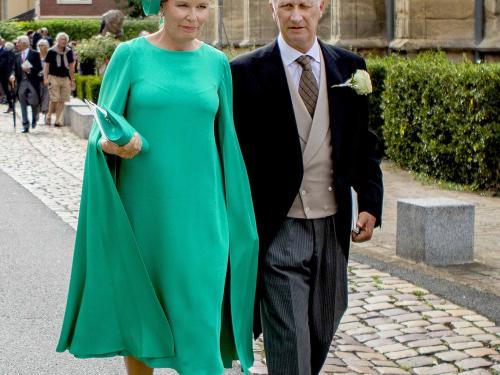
[0,38,16,113]
[37,39,50,121]
[43,32,75,126]
[12,35,42,133]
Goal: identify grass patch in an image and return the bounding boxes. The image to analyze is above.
[410,170,498,197]
[412,289,427,298]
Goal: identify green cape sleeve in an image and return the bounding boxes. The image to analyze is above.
[217,57,259,373]
[56,42,175,361]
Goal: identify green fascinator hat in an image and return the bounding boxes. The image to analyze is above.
[142,0,161,16]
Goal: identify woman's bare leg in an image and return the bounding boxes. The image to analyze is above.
[124,356,153,375]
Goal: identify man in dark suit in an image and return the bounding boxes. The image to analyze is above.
[13,35,42,133]
[0,38,16,113]
[230,1,383,374]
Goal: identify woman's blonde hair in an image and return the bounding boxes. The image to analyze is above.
[37,39,50,49]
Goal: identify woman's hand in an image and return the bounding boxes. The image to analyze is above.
[100,132,142,159]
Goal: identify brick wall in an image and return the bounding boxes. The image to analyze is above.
[40,0,124,17]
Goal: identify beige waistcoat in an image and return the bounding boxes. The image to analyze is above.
[286,52,338,219]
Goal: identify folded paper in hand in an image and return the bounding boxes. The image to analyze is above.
[21,60,33,70]
[351,187,359,233]
[85,100,149,152]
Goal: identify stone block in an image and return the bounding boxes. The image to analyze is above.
[425,0,474,19]
[223,0,245,43]
[63,97,87,127]
[69,106,94,140]
[425,19,474,40]
[396,198,474,266]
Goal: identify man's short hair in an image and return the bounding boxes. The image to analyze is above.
[17,35,30,46]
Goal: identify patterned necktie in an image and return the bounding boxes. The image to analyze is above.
[296,55,319,117]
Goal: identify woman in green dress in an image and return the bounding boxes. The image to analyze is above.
[56,0,259,374]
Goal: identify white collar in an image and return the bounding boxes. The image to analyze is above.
[277,34,321,67]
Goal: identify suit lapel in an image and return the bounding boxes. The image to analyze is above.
[253,40,301,154]
[320,41,353,165]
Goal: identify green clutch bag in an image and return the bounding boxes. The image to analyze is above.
[85,100,149,152]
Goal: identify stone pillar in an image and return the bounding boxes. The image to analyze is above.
[479,0,500,57]
[328,0,388,51]
[392,0,476,52]
[221,0,246,45]
[200,3,216,45]
[386,0,395,41]
[248,0,278,46]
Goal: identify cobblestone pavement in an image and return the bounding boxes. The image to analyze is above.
[1,111,499,374]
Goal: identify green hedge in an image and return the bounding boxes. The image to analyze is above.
[382,53,500,190]
[75,74,102,102]
[0,19,159,42]
[0,21,23,41]
[17,20,101,41]
[122,19,159,40]
[366,57,394,145]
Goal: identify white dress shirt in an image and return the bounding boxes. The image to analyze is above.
[277,34,321,93]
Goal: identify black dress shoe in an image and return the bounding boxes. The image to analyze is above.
[54,123,63,127]
[3,108,13,113]
[21,128,29,133]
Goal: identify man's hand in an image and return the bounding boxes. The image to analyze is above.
[352,211,376,243]
[22,67,31,74]
[100,132,142,159]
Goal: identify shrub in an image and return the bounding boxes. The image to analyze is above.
[75,74,87,100]
[122,19,159,40]
[366,56,395,147]
[382,53,500,190]
[85,75,102,102]
[75,74,102,102]
[17,20,100,41]
[0,21,23,41]
[77,34,120,68]
[9,19,159,43]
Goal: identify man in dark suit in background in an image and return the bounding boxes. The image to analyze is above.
[230,0,383,374]
[13,35,42,133]
[0,38,16,113]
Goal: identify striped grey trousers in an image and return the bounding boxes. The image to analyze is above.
[261,216,348,375]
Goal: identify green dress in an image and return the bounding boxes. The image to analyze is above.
[56,37,259,375]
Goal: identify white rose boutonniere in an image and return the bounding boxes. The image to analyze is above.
[332,69,373,95]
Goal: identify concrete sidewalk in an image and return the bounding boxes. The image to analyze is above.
[0,109,499,374]
[0,169,125,374]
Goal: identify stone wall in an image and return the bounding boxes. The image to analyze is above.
[39,0,120,18]
[391,0,476,51]
[481,0,500,51]
[210,0,499,58]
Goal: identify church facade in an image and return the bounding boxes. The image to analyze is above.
[204,0,500,61]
